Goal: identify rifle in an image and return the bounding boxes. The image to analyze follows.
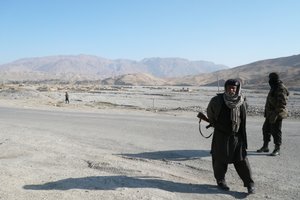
[197,112,209,123]
[197,112,213,138]
[197,112,212,128]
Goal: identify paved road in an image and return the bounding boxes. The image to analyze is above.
[0,107,299,199]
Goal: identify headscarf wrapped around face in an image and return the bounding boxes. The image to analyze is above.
[223,79,244,132]
[268,72,282,95]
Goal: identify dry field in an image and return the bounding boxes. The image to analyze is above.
[1,83,299,118]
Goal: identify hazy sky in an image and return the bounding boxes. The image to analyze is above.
[1,0,299,67]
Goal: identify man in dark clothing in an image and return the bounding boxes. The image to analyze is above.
[257,72,289,156]
[65,92,69,104]
[207,79,255,194]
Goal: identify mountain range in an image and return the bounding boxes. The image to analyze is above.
[168,54,300,89]
[0,55,227,80]
[0,54,299,89]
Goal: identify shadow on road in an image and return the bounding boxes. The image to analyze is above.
[23,175,248,198]
[117,150,211,161]
[247,150,270,156]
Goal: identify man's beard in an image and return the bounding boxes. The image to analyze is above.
[227,91,236,97]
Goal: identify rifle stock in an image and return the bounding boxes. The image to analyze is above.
[197,112,213,138]
[197,112,210,123]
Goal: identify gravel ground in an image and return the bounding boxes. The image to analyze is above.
[0,84,299,200]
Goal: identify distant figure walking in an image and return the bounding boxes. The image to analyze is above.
[256,72,289,156]
[65,92,69,104]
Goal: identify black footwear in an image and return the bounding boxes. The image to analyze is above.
[217,182,230,191]
[269,149,280,156]
[257,146,269,153]
[247,186,255,194]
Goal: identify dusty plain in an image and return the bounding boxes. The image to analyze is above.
[0,83,299,200]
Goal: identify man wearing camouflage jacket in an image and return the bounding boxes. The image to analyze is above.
[257,72,289,156]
